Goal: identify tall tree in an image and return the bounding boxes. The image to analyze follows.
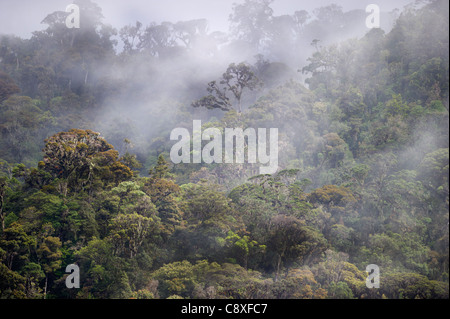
[109,213,156,258]
[192,62,262,113]
[267,215,327,281]
[229,0,274,50]
[0,177,7,231]
[0,71,20,103]
[41,129,132,195]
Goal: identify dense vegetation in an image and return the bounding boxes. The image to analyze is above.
[0,0,448,299]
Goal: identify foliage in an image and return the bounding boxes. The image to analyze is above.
[192,62,262,113]
[0,0,448,299]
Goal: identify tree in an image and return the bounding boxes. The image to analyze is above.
[0,262,26,298]
[271,268,327,299]
[267,215,328,281]
[327,281,354,299]
[18,192,66,239]
[0,71,20,102]
[308,184,356,208]
[293,10,311,32]
[229,0,274,50]
[41,129,133,195]
[151,260,196,298]
[182,182,234,227]
[380,272,449,299]
[228,182,278,242]
[109,213,157,258]
[192,62,262,113]
[335,87,367,155]
[36,235,62,297]
[301,44,339,92]
[198,261,269,299]
[145,155,183,237]
[0,177,8,231]
[0,96,54,163]
[110,181,158,217]
[75,237,126,298]
[119,139,142,173]
[149,154,172,180]
[358,231,431,275]
[0,222,35,270]
[172,19,209,50]
[319,133,349,168]
[138,22,176,57]
[224,230,265,269]
[312,4,344,24]
[43,129,112,180]
[418,148,449,195]
[119,21,144,54]
[311,250,366,298]
[32,0,117,94]
[175,182,239,260]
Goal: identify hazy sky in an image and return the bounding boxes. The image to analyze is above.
[0,0,413,38]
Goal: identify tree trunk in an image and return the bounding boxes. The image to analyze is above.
[44,275,48,299]
[0,179,6,231]
[0,196,4,231]
[275,254,282,282]
[0,213,4,232]
[7,253,14,269]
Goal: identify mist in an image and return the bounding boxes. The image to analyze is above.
[3,0,411,165]
[0,0,444,178]
[0,0,448,301]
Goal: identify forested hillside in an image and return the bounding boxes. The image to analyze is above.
[0,0,448,299]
